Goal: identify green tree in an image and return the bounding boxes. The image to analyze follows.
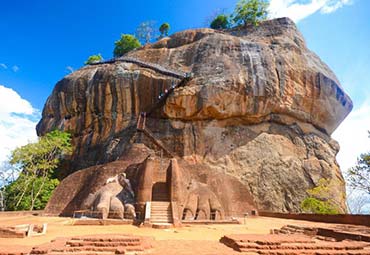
[135,21,157,44]
[232,0,268,27]
[347,134,370,194]
[301,198,339,215]
[300,179,341,214]
[210,14,230,29]
[84,54,103,65]
[159,23,170,38]
[5,130,72,211]
[113,34,141,57]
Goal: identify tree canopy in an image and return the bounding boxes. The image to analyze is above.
[347,132,370,194]
[159,23,170,38]
[84,54,103,65]
[113,34,141,57]
[210,14,230,29]
[5,130,72,211]
[232,0,268,27]
[300,178,341,215]
[135,21,157,44]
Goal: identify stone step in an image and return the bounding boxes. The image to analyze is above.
[151,212,172,215]
[51,246,118,252]
[238,249,370,255]
[71,237,141,242]
[151,202,171,205]
[50,252,112,255]
[237,242,369,251]
[151,217,172,220]
[151,206,170,209]
[151,211,171,214]
[66,241,141,247]
[150,219,173,223]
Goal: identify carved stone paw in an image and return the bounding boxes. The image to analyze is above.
[182,181,224,220]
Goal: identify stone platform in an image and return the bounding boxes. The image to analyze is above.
[220,234,370,254]
[30,234,153,255]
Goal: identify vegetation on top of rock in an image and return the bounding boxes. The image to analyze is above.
[300,179,341,214]
[135,21,157,45]
[4,130,72,211]
[347,132,370,194]
[84,54,103,65]
[113,34,141,57]
[232,0,268,27]
[159,22,170,39]
[210,14,230,29]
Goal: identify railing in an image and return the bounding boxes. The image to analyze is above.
[88,56,193,80]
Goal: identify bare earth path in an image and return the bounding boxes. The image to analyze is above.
[0,215,369,254]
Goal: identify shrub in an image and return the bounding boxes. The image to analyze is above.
[301,197,340,215]
[84,54,103,65]
[113,34,141,57]
[210,14,230,29]
[300,178,342,215]
[159,22,170,38]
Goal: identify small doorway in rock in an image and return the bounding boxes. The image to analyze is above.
[151,182,169,201]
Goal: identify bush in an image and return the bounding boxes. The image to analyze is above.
[113,34,141,57]
[232,0,268,27]
[301,197,340,215]
[159,23,170,38]
[300,178,342,215]
[210,15,230,29]
[84,54,103,65]
[5,174,59,210]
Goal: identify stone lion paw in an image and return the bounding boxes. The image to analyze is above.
[182,181,224,221]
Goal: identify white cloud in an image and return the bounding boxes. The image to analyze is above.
[332,99,370,173]
[12,65,19,72]
[0,85,40,163]
[0,64,7,70]
[268,0,353,22]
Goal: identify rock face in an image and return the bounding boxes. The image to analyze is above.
[38,18,352,214]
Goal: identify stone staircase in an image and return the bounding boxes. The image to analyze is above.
[136,113,175,158]
[150,201,173,224]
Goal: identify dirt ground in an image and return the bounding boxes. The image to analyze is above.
[0,215,368,254]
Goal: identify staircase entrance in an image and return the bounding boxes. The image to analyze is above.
[150,157,173,224]
[152,182,169,201]
[150,201,173,224]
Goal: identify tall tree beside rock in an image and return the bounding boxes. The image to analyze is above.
[347,132,370,194]
[5,130,72,211]
[232,0,268,26]
[113,34,141,57]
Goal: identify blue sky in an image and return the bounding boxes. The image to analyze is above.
[0,0,370,208]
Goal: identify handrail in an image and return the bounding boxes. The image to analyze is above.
[89,56,193,80]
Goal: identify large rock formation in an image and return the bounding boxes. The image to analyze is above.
[38,18,352,215]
